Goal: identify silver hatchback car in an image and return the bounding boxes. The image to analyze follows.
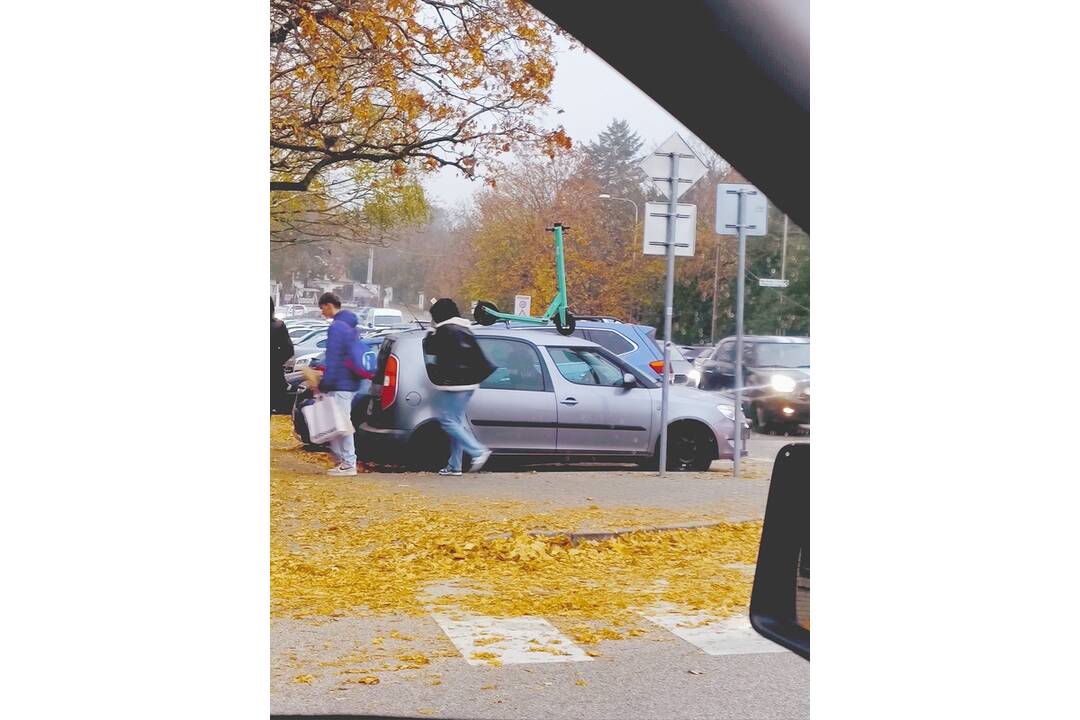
[355,326,748,471]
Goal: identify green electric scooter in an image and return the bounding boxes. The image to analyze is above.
[473,222,577,336]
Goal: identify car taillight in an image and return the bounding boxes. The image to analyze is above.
[649,360,665,375]
[381,354,399,409]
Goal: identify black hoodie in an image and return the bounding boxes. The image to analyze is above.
[423,299,496,389]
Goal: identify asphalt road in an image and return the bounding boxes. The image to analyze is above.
[272,612,809,719]
[271,427,810,718]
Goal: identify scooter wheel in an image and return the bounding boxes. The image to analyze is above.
[554,309,576,336]
[474,300,498,325]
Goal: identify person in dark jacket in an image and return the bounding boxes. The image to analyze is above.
[271,298,294,414]
[423,298,497,475]
[317,292,362,476]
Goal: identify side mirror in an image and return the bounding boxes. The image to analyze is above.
[621,372,637,387]
[750,442,809,660]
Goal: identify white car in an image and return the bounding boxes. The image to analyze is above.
[358,307,404,329]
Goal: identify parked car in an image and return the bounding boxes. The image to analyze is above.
[679,345,714,363]
[357,307,405,329]
[502,318,694,384]
[689,335,810,433]
[355,327,748,471]
[286,322,326,342]
[285,328,329,371]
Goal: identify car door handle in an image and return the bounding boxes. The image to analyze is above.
[560,398,579,406]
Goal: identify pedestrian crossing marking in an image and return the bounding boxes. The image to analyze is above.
[431,612,593,666]
[640,603,785,656]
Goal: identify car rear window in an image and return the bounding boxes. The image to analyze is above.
[587,328,635,355]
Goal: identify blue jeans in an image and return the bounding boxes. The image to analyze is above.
[328,390,356,468]
[434,389,487,472]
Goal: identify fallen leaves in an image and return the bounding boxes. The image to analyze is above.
[293,674,315,684]
[270,416,761,643]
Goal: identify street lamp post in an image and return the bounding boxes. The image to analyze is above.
[598,193,639,237]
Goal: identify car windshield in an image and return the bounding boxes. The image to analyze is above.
[753,342,810,368]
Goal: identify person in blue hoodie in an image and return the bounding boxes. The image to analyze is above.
[316,292,363,476]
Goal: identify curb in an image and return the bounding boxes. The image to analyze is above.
[487,520,727,546]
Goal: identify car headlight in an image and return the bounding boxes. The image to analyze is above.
[688,369,701,384]
[717,404,736,420]
[770,374,797,393]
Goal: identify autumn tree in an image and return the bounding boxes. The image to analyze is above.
[461,142,663,319]
[270,0,570,189]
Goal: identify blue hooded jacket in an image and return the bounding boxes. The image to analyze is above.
[320,309,362,392]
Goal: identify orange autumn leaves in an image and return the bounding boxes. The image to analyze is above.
[270,0,570,192]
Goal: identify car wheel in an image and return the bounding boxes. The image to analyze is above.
[554,309,576,336]
[405,423,451,472]
[665,423,714,472]
[474,300,498,325]
[754,403,772,434]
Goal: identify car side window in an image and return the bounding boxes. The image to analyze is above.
[476,338,546,392]
[586,329,635,355]
[547,347,626,387]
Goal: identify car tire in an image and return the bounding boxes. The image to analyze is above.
[405,423,451,472]
[474,300,498,325]
[554,309,576,336]
[753,403,772,434]
[664,423,714,472]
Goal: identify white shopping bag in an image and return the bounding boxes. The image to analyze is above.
[301,394,353,445]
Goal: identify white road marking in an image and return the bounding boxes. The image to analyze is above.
[641,603,786,656]
[431,612,592,665]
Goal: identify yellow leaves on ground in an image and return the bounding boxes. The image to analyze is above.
[576,679,588,686]
[293,674,314,684]
[270,417,762,633]
[473,636,506,647]
[396,652,431,668]
[470,651,498,661]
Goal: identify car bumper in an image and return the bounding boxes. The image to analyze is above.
[713,420,751,460]
[753,396,810,424]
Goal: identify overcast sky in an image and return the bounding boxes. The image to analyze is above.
[422,38,706,209]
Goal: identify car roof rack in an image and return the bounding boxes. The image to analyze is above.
[573,315,622,323]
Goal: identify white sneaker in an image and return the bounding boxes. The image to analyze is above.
[328,464,357,476]
[468,450,492,473]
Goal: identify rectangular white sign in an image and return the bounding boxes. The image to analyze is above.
[715,183,769,236]
[514,294,532,316]
[643,202,697,257]
[758,278,790,288]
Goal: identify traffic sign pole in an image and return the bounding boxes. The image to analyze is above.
[715,182,768,481]
[658,151,680,477]
[733,189,747,480]
[640,133,706,477]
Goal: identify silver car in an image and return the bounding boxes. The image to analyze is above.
[356,327,748,471]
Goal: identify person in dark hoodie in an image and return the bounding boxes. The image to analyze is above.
[424,298,497,475]
[316,292,362,476]
[271,298,294,414]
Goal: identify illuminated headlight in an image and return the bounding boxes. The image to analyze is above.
[688,369,701,384]
[770,374,797,393]
[717,404,736,421]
